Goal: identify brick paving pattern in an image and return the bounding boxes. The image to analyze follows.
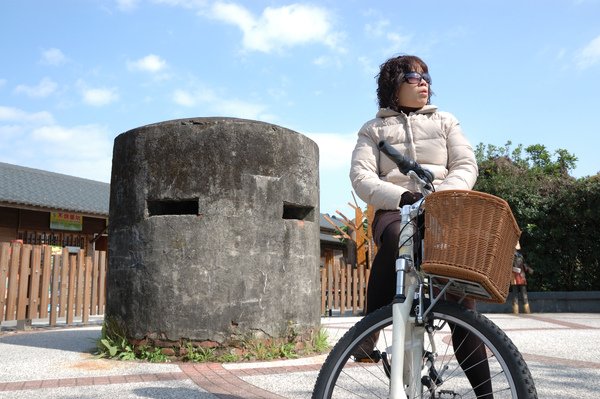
[1,313,599,398]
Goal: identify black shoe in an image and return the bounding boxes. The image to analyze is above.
[353,349,382,363]
[350,331,381,362]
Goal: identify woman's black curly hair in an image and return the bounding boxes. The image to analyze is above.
[376,55,433,110]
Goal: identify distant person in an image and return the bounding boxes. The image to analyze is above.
[512,242,534,314]
[349,54,492,398]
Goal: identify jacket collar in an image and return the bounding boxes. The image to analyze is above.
[376,105,438,118]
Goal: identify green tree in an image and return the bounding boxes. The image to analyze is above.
[527,176,600,291]
[474,141,599,291]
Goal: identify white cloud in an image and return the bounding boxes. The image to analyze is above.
[41,48,67,66]
[387,32,412,51]
[152,0,207,8]
[14,77,58,98]
[172,86,216,107]
[0,124,23,140]
[209,2,341,53]
[214,98,268,120]
[127,54,167,73]
[365,18,390,37]
[0,105,113,182]
[576,35,600,69]
[312,55,343,68]
[31,125,75,141]
[171,86,271,120]
[116,0,140,11]
[28,124,114,182]
[173,89,197,106]
[0,106,54,124]
[0,79,5,88]
[304,132,356,170]
[77,81,119,106]
[361,12,413,54]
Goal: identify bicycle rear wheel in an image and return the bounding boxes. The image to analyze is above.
[312,301,537,399]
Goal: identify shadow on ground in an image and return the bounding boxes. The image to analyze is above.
[0,327,100,353]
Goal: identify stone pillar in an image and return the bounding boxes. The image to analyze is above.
[107,117,320,344]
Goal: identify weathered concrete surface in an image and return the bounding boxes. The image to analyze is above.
[107,117,320,344]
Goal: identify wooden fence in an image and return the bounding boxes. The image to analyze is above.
[0,242,107,327]
[320,250,370,316]
[2,241,368,325]
[321,200,375,316]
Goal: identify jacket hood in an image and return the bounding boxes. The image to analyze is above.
[376,105,438,118]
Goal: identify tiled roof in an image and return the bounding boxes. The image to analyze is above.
[0,162,348,238]
[0,162,109,216]
[319,213,345,230]
[320,213,345,245]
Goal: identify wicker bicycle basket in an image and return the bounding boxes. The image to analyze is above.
[422,190,521,303]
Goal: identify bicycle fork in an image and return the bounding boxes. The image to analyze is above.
[390,273,421,398]
[389,205,424,399]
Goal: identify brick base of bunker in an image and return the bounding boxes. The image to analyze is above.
[106,117,320,344]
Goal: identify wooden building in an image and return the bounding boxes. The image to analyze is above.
[0,162,347,259]
[0,162,109,253]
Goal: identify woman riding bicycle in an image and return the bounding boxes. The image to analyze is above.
[349,54,492,398]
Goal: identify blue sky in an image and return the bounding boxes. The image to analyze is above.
[1,0,599,217]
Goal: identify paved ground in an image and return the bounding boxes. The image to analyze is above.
[1,313,599,398]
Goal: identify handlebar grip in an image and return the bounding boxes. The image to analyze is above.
[378,141,417,175]
[378,140,434,182]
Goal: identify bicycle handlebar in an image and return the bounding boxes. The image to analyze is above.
[378,140,434,183]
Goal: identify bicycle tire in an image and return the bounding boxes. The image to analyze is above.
[312,301,537,399]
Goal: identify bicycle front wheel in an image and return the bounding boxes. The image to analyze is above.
[312,301,537,399]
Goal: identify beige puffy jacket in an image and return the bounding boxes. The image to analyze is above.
[350,105,478,211]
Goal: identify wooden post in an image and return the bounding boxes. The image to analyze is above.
[38,246,52,319]
[58,248,69,317]
[82,256,92,324]
[320,267,326,315]
[326,251,333,316]
[98,251,106,315]
[358,263,365,312]
[345,263,352,310]
[333,254,340,311]
[66,255,77,325]
[49,254,61,326]
[339,259,346,315]
[6,243,22,321]
[91,251,99,315]
[354,206,366,267]
[75,250,84,317]
[0,243,10,322]
[27,245,42,319]
[352,266,358,314]
[16,244,32,320]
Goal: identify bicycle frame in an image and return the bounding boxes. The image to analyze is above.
[387,190,497,398]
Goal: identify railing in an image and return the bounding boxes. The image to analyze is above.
[320,250,370,316]
[0,242,106,327]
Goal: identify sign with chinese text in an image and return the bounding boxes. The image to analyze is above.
[50,212,83,231]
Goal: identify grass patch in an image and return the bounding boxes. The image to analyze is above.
[96,319,330,363]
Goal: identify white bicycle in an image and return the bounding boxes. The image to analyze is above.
[312,141,537,399]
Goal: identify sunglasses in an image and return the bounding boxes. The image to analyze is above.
[403,72,431,85]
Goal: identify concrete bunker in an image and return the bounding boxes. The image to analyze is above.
[106,117,320,344]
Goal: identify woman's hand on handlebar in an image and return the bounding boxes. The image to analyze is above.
[399,191,423,207]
